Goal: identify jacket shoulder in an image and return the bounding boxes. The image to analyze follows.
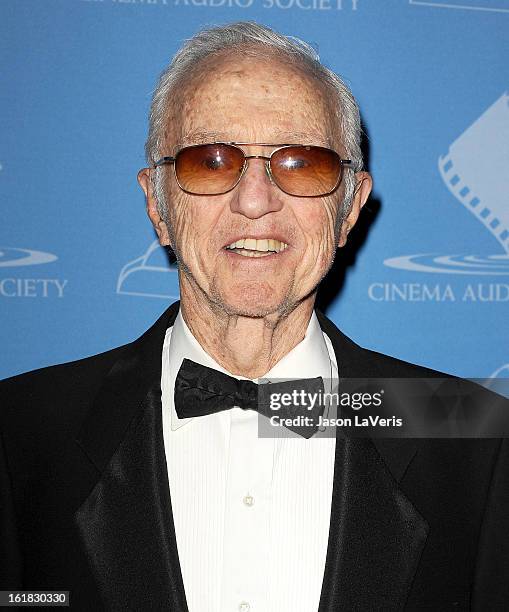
[0,344,130,435]
[316,309,452,379]
[0,302,180,442]
[359,345,452,378]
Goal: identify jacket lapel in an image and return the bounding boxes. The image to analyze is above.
[74,301,188,611]
[316,311,429,610]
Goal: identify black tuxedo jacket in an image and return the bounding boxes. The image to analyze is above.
[1,301,509,611]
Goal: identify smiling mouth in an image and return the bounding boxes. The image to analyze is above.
[225,238,289,258]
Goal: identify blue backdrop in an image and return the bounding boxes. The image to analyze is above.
[1,0,508,381]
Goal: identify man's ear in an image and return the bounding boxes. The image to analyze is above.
[137,168,171,246]
[338,171,373,247]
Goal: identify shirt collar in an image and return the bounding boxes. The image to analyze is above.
[163,310,336,432]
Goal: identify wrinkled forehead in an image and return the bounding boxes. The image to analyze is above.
[163,54,339,151]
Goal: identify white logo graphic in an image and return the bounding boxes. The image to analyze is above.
[484,363,509,399]
[0,247,67,298]
[0,247,58,268]
[117,240,180,299]
[409,0,509,13]
[385,92,509,275]
[488,363,509,379]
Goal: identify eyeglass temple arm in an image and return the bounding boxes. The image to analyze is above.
[153,156,176,168]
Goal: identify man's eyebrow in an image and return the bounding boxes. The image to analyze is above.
[272,131,332,147]
[177,131,224,147]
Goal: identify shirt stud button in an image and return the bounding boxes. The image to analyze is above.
[243,494,254,507]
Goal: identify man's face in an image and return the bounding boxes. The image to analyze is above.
[141,57,371,318]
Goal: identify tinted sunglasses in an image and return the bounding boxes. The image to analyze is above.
[153,142,353,197]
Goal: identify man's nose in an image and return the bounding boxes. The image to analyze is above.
[229,158,284,219]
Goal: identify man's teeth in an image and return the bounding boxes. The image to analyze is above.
[225,238,288,256]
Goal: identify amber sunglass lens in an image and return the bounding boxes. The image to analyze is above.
[270,146,342,196]
[175,144,245,195]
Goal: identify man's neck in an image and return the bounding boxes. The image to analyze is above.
[179,286,316,379]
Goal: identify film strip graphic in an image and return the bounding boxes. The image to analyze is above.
[438,92,509,255]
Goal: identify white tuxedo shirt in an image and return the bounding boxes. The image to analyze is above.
[161,311,338,612]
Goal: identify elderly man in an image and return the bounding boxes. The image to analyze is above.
[1,21,509,612]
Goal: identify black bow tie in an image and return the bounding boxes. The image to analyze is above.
[174,358,326,438]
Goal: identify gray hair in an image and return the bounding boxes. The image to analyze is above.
[146,21,363,214]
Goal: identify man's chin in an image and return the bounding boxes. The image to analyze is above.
[211,285,292,319]
[214,298,282,319]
